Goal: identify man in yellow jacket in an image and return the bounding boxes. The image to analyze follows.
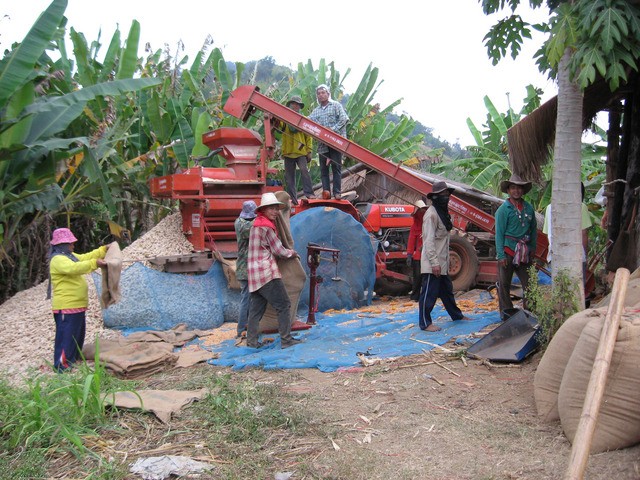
[282,96,315,205]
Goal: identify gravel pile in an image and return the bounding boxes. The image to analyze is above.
[0,212,194,380]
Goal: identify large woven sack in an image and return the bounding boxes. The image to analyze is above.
[99,242,123,308]
[534,308,605,422]
[594,269,640,308]
[558,315,640,453]
[258,191,306,333]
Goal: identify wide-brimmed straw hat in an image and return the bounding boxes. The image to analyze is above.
[51,228,78,245]
[256,192,285,212]
[286,95,305,109]
[427,181,455,199]
[239,200,257,219]
[500,173,532,194]
[412,200,427,215]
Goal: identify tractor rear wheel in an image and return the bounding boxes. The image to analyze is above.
[449,231,478,292]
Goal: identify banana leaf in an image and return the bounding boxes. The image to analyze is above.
[98,29,122,82]
[116,20,140,80]
[191,111,213,158]
[169,100,194,168]
[81,145,116,215]
[23,77,161,143]
[5,182,63,216]
[0,0,67,106]
[146,91,173,143]
[484,96,508,137]
[0,83,35,149]
[466,118,484,146]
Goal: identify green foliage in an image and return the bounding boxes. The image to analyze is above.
[481,0,640,91]
[432,86,542,197]
[484,14,533,65]
[527,265,580,349]
[192,374,305,446]
[0,343,137,457]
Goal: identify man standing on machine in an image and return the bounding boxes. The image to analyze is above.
[309,84,349,200]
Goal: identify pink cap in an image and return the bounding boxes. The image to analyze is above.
[51,228,78,245]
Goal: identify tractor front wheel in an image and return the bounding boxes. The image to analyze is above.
[449,231,479,292]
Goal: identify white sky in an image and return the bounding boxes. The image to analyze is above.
[1,0,557,146]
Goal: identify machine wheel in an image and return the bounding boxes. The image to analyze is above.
[449,231,479,292]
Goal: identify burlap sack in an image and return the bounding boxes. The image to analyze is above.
[258,191,307,333]
[594,274,640,308]
[558,315,640,453]
[99,242,122,308]
[213,250,241,290]
[533,308,606,422]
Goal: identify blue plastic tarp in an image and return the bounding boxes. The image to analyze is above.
[93,262,230,330]
[202,293,500,372]
[290,208,377,314]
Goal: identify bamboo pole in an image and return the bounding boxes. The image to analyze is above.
[564,267,630,480]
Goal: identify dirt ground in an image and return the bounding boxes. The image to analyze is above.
[219,350,640,479]
[6,286,639,479]
[43,330,640,480]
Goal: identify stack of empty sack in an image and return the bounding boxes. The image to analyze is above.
[534,275,640,453]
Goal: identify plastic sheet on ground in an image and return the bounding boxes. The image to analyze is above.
[93,262,231,331]
[202,292,500,372]
[290,207,376,314]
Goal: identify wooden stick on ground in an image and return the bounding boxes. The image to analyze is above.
[421,348,461,377]
[564,267,630,480]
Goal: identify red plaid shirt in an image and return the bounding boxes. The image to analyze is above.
[248,222,295,292]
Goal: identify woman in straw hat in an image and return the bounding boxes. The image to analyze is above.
[246,193,305,349]
[47,228,111,372]
[495,173,538,319]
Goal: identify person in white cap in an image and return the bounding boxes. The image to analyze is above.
[309,84,349,200]
[47,228,111,372]
[495,173,538,319]
[419,182,472,331]
[234,200,258,345]
[282,96,315,205]
[246,193,305,349]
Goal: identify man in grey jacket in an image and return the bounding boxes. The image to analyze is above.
[418,182,472,331]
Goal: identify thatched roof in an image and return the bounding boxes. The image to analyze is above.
[507,76,631,182]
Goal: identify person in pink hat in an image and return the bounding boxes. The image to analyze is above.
[47,228,112,372]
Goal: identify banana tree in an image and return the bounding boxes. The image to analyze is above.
[0,0,161,299]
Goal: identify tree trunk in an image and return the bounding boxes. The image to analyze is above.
[551,47,585,307]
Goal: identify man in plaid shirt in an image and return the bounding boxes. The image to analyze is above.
[246,193,305,349]
[309,84,349,200]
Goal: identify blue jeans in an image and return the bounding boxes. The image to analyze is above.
[246,278,292,346]
[319,147,342,197]
[237,280,250,336]
[53,311,86,372]
[418,273,463,329]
